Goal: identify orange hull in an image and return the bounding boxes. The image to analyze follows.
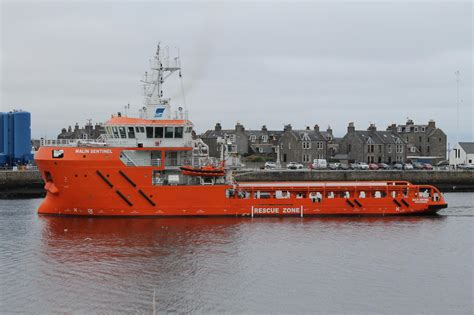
[35,147,447,217]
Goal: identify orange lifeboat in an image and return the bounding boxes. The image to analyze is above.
[180,165,225,177]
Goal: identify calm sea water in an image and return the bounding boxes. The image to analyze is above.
[0,193,472,314]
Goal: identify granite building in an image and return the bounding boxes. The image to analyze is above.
[57,122,105,140]
[338,122,406,164]
[387,119,447,163]
[278,124,329,164]
[200,123,282,159]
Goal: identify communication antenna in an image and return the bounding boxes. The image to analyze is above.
[455,70,460,148]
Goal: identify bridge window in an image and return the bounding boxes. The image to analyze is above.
[127,127,135,139]
[146,127,154,138]
[154,127,164,138]
[165,127,174,138]
[119,127,126,138]
[112,127,119,138]
[175,127,184,138]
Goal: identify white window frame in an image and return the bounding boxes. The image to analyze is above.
[317,141,323,149]
[249,135,256,142]
[261,135,268,143]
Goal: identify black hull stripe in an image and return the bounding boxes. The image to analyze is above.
[119,170,137,187]
[96,171,113,188]
[138,189,156,206]
[116,190,133,206]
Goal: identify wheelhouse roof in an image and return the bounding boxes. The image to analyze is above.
[105,116,192,126]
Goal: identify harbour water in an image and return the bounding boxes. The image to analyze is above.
[1,193,472,314]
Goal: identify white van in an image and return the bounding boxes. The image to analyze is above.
[311,159,327,169]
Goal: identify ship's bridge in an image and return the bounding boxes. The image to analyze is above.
[103,116,194,148]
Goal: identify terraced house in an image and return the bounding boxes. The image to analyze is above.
[200,123,282,159]
[278,124,329,165]
[386,119,446,163]
[338,123,406,164]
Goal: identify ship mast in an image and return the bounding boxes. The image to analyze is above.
[140,43,181,119]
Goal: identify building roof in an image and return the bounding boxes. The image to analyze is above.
[353,130,404,145]
[459,142,474,154]
[286,130,325,141]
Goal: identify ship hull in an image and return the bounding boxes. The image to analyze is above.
[35,147,448,217]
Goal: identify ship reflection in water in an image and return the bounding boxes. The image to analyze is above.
[0,195,472,314]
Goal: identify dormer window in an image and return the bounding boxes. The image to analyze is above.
[261,135,268,142]
[414,127,418,132]
[249,135,256,142]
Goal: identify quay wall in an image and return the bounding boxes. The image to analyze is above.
[235,170,474,192]
[0,170,44,198]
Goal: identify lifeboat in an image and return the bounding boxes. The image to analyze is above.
[180,165,225,177]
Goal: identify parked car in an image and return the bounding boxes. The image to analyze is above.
[436,160,450,170]
[356,162,369,170]
[368,163,379,170]
[328,163,340,170]
[339,163,350,170]
[423,163,433,170]
[287,162,304,170]
[393,163,403,170]
[413,162,425,170]
[349,163,358,170]
[311,159,328,169]
[377,163,390,170]
[403,163,414,170]
[457,163,474,170]
[264,161,277,169]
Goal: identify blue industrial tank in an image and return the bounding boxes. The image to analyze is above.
[0,112,5,154]
[13,111,32,161]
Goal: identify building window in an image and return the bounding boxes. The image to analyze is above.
[387,145,392,153]
[249,135,256,142]
[397,127,403,133]
[439,137,442,142]
[427,146,430,153]
[288,143,291,150]
[406,127,411,132]
[228,134,236,143]
[414,127,418,132]
[318,154,324,159]
[378,145,382,153]
[317,142,323,149]
[262,135,268,143]
[302,141,311,149]
[303,154,310,163]
[368,144,374,153]
[421,127,425,132]
[396,145,403,153]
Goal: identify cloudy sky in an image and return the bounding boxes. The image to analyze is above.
[1,1,472,146]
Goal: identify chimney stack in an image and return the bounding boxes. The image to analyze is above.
[347,122,355,133]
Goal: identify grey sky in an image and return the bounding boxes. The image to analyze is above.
[1,1,472,146]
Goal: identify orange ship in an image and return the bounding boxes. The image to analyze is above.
[35,45,447,217]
